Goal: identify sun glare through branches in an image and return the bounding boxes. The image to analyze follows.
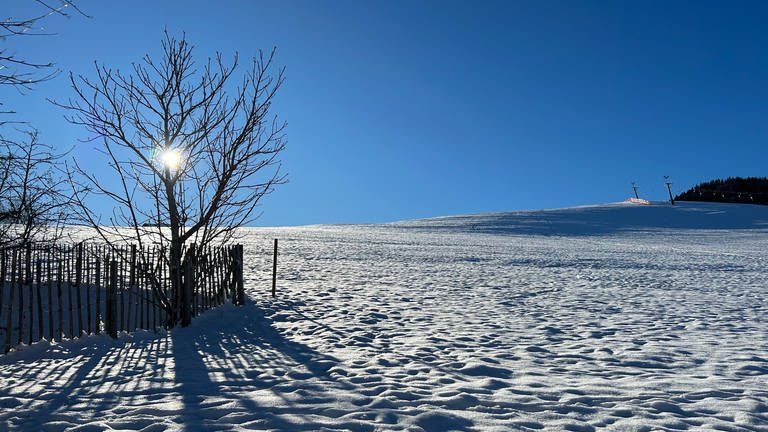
[159,147,182,172]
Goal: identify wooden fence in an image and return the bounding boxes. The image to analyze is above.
[0,242,244,355]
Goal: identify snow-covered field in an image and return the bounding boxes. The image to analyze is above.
[1,202,767,431]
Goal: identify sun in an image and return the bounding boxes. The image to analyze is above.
[159,148,182,171]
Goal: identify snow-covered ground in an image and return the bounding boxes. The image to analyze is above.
[1,201,767,431]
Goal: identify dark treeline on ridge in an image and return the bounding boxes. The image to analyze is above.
[675,177,768,205]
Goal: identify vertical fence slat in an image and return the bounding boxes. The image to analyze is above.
[85,245,91,335]
[56,251,63,342]
[95,251,101,335]
[106,259,117,339]
[17,249,23,346]
[118,245,124,332]
[151,247,157,330]
[35,256,42,341]
[0,250,6,345]
[236,244,245,305]
[214,247,219,306]
[3,250,16,353]
[181,244,192,327]
[47,250,53,341]
[144,259,149,330]
[272,239,278,298]
[152,247,157,330]
[75,244,83,337]
[189,246,194,318]
[139,261,145,330]
[66,246,72,339]
[144,249,150,330]
[152,246,158,330]
[0,250,5,327]
[128,245,135,331]
[26,250,32,346]
[150,247,155,330]
[220,247,226,303]
[208,249,213,309]
[204,250,211,311]
[160,247,164,327]
[166,246,173,329]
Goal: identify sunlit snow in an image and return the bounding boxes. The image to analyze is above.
[1,201,767,431]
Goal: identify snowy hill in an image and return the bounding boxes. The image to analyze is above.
[392,201,768,235]
[1,201,767,431]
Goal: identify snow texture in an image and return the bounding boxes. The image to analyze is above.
[1,201,767,431]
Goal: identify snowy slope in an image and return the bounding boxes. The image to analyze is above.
[1,202,767,431]
[392,201,768,235]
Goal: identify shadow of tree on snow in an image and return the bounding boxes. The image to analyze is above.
[0,299,478,431]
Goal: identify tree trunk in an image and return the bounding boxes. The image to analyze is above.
[167,241,182,328]
[165,166,183,328]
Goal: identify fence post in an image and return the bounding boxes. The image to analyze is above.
[128,244,136,331]
[17,249,23,346]
[67,246,73,338]
[35,258,42,341]
[94,255,101,334]
[23,246,30,345]
[0,251,5,350]
[119,246,125,332]
[272,239,278,298]
[181,244,194,327]
[234,244,245,305]
[106,260,117,339]
[75,243,83,336]
[26,252,33,345]
[0,250,5,324]
[85,247,92,334]
[47,253,53,340]
[3,250,16,354]
[56,254,63,341]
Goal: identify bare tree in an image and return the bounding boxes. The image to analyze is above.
[0,129,68,249]
[58,33,286,326]
[0,1,84,248]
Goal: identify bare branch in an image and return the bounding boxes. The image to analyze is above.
[0,1,88,91]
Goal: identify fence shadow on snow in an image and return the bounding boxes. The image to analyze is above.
[0,302,371,431]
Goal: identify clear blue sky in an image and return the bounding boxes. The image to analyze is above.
[4,0,768,226]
